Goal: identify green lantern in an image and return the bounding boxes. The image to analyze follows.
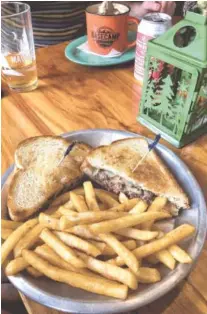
[138,11,207,148]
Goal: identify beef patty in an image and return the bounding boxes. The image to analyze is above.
[92,169,154,202]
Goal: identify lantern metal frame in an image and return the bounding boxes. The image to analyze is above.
[138,12,207,148]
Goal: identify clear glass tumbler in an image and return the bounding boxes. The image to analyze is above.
[1,2,38,92]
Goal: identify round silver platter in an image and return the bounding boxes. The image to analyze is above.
[1,129,207,313]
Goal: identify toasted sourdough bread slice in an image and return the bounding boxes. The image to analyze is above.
[8,136,91,221]
[81,138,189,211]
[15,136,89,169]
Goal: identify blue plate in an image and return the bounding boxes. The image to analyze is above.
[65,31,136,67]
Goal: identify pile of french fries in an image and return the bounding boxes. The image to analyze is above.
[1,182,195,300]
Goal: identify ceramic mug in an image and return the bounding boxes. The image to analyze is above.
[86,3,139,55]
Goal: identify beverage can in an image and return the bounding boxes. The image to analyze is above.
[134,13,172,83]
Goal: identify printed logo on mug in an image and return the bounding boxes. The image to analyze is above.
[92,27,120,48]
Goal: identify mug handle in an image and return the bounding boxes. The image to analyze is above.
[127,16,139,49]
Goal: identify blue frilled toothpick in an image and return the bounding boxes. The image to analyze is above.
[58,141,77,166]
[132,134,161,172]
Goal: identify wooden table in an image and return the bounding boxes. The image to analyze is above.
[2,41,207,314]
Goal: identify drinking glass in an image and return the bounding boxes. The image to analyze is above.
[1,2,38,92]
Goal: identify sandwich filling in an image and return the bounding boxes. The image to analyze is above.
[89,168,155,202]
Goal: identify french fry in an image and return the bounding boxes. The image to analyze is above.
[142,197,167,230]
[36,245,98,278]
[145,231,176,269]
[62,200,76,210]
[5,244,99,279]
[102,240,137,256]
[98,203,107,210]
[2,256,13,270]
[70,192,89,212]
[66,225,124,242]
[49,188,117,208]
[54,231,102,257]
[110,200,141,212]
[147,197,168,212]
[58,207,77,216]
[50,192,71,207]
[115,228,159,241]
[3,177,196,301]
[51,211,62,219]
[156,230,165,238]
[95,190,119,207]
[124,199,140,211]
[77,251,137,290]
[99,233,139,273]
[96,189,119,199]
[152,227,192,264]
[14,223,45,258]
[39,213,67,230]
[35,244,75,271]
[134,267,161,283]
[90,241,106,253]
[108,224,195,266]
[118,193,129,203]
[27,266,43,278]
[89,212,170,234]
[74,188,112,204]
[60,211,126,229]
[108,204,127,212]
[143,248,175,270]
[83,181,100,211]
[72,187,85,195]
[109,200,141,212]
[22,250,128,300]
[40,228,85,268]
[168,245,192,263]
[35,245,103,278]
[154,250,176,270]
[67,225,101,241]
[129,200,148,214]
[1,229,13,240]
[5,257,29,276]
[1,218,38,264]
[153,227,190,266]
[60,216,76,230]
[1,219,22,230]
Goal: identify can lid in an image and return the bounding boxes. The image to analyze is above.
[143,13,171,24]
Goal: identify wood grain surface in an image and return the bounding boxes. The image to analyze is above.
[2,40,207,314]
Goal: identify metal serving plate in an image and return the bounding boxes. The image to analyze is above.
[2,129,207,313]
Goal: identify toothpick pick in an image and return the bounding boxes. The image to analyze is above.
[132,134,161,172]
[57,141,77,167]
